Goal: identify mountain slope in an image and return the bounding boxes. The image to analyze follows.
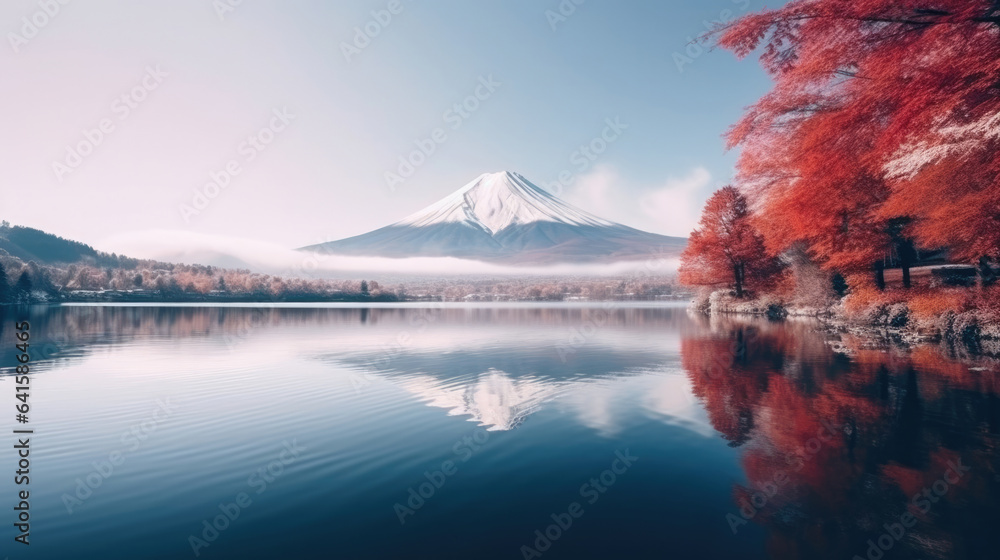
[0,223,99,264]
[302,171,686,264]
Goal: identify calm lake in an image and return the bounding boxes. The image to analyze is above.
[1,303,998,559]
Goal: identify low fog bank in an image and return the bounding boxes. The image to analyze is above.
[100,230,679,281]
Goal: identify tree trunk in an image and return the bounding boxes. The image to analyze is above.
[899,239,915,289]
[874,262,886,291]
[980,256,997,288]
[734,264,744,298]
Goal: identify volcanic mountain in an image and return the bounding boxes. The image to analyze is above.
[301,171,686,264]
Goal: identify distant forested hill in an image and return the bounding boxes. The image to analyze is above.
[0,222,99,264]
[0,221,407,304]
[0,221,681,305]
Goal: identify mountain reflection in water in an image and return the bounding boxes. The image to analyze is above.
[0,303,997,559]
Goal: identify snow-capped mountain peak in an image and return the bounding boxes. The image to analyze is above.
[395,171,615,235]
[301,170,686,264]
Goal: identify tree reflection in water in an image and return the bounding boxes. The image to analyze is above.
[682,313,1000,559]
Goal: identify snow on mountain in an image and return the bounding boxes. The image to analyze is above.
[395,171,615,234]
[302,171,686,264]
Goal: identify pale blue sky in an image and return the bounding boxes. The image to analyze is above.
[1,0,780,252]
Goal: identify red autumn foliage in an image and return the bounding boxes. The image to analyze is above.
[679,186,784,297]
[680,315,1000,557]
[700,0,1000,290]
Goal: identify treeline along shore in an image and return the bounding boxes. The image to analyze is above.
[0,223,684,305]
[677,2,1000,355]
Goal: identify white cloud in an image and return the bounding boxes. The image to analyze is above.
[563,165,714,238]
[98,229,678,279]
[639,167,711,237]
[562,165,617,211]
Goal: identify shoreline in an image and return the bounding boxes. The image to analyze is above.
[0,290,694,307]
[693,291,1000,358]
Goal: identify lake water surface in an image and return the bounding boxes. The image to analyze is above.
[1,303,998,559]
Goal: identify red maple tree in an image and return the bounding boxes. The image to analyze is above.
[680,186,784,297]
[713,0,1000,288]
